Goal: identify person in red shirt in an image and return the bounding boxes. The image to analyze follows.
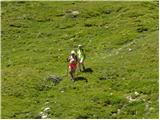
[67,50,78,81]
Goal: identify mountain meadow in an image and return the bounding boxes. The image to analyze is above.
[1,1,159,119]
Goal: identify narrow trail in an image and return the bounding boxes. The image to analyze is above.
[89,33,148,67]
[103,34,145,58]
[104,30,157,58]
[94,33,153,62]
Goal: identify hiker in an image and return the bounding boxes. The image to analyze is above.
[77,44,86,72]
[67,50,78,81]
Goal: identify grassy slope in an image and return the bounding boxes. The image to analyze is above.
[1,1,159,119]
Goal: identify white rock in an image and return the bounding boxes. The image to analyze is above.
[39,112,44,116]
[58,49,62,51]
[134,91,139,96]
[41,115,48,119]
[70,38,74,41]
[117,109,121,114]
[44,107,50,112]
[105,25,109,29]
[126,96,136,103]
[71,11,80,16]
[61,90,64,93]
[148,101,152,104]
[45,102,50,105]
[149,107,154,111]
[128,48,132,51]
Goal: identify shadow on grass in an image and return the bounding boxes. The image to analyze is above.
[83,68,93,73]
[75,76,88,83]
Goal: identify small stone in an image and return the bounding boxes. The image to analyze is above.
[117,109,121,114]
[148,101,152,104]
[70,38,74,41]
[41,115,48,119]
[58,49,62,51]
[44,107,50,112]
[134,91,139,96]
[45,102,50,105]
[105,25,109,29]
[128,48,132,51]
[126,95,136,103]
[61,90,64,93]
[149,107,154,111]
[39,112,43,116]
[71,10,80,16]
[112,113,117,116]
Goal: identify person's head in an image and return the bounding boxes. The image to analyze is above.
[71,50,76,56]
[78,44,82,49]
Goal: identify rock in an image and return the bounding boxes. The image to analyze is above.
[44,107,50,113]
[41,115,48,119]
[103,9,112,14]
[126,95,137,103]
[70,38,74,41]
[39,112,43,116]
[66,10,80,18]
[61,90,64,93]
[71,10,80,16]
[149,107,154,111]
[58,49,62,51]
[112,113,117,117]
[45,102,50,105]
[134,91,139,96]
[47,75,63,85]
[128,48,132,51]
[117,109,121,114]
[105,25,109,29]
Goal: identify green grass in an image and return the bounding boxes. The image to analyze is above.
[1,1,159,119]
